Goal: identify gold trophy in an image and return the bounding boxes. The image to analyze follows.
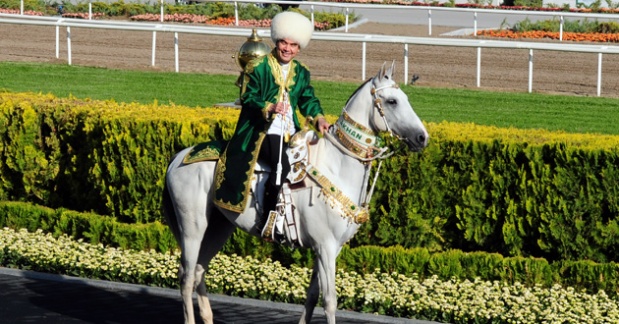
[232,29,271,105]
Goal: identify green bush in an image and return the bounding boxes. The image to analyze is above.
[314,10,353,29]
[0,95,58,205]
[355,131,619,264]
[513,0,544,7]
[337,244,619,296]
[3,200,619,297]
[598,21,619,33]
[0,0,47,12]
[0,92,233,222]
[4,92,619,265]
[556,260,619,295]
[0,201,176,252]
[513,18,609,33]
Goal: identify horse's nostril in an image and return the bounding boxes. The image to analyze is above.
[417,133,429,147]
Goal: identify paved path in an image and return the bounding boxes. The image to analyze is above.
[0,267,443,324]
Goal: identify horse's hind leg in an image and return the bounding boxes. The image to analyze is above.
[172,195,210,324]
[179,237,204,324]
[195,209,236,324]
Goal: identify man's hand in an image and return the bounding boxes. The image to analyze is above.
[316,117,330,134]
[269,102,289,115]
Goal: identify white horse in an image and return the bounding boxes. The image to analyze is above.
[162,62,429,324]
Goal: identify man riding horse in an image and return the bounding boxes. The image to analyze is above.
[213,11,331,234]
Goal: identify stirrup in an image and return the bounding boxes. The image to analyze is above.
[261,210,279,241]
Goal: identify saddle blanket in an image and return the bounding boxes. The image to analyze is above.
[183,140,228,164]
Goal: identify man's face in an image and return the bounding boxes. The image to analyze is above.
[275,38,300,64]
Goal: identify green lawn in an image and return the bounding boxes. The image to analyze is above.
[1,61,618,135]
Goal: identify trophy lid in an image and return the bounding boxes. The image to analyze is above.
[235,29,271,70]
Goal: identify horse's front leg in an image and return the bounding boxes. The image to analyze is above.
[299,263,320,324]
[316,245,339,324]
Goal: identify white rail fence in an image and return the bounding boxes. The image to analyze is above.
[216,0,619,39]
[1,11,619,96]
[13,0,619,39]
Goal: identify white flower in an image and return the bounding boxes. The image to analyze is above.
[1,227,619,323]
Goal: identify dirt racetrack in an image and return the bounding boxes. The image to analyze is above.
[1,21,618,97]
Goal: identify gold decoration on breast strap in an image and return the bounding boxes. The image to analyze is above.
[306,165,369,224]
[341,110,374,135]
[332,110,384,160]
[334,127,370,159]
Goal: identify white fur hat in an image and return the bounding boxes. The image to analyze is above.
[270,11,314,49]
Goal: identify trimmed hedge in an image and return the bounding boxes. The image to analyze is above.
[2,200,619,296]
[2,92,619,265]
[356,130,619,264]
[0,201,176,252]
[337,245,619,296]
[0,92,235,222]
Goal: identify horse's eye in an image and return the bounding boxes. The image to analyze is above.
[387,99,397,105]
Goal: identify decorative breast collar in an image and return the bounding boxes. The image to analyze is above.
[332,110,385,160]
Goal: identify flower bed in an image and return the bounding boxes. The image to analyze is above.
[130,13,211,24]
[477,18,619,42]
[0,8,44,16]
[61,12,107,20]
[2,227,619,323]
[477,29,619,42]
[128,13,331,30]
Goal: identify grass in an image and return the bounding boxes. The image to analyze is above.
[1,61,619,135]
[409,87,619,134]
[0,62,239,108]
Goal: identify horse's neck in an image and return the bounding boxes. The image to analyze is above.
[310,138,367,204]
[307,89,378,203]
[306,84,377,204]
[342,90,374,132]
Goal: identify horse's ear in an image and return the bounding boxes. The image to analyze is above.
[377,61,395,81]
[388,60,396,79]
[378,62,387,80]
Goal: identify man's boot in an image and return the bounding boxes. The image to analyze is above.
[257,182,279,232]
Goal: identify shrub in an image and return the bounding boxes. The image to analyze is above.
[598,21,619,33]
[514,0,544,7]
[512,17,611,33]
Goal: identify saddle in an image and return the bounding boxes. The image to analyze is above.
[182,130,319,248]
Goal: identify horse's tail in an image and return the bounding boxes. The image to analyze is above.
[161,166,181,244]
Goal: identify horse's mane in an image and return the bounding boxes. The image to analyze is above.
[344,78,372,107]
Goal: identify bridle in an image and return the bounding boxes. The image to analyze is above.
[370,82,399,136]
[324,80,399,162]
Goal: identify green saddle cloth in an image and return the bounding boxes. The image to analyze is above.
[183,140,228,164]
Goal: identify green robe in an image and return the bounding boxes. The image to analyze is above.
[213,51,325,213]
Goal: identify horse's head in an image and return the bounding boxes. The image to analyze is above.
[333,61,428,159]
[363,61,429,152]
